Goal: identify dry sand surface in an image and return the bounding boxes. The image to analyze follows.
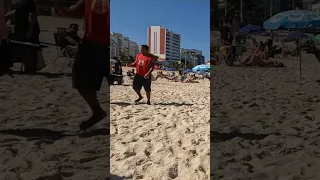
[211,54,320,179]
[110,68,210,179]
[0,16,112,180]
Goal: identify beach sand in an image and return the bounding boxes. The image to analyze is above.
[110,69,210,179]
[0,16,111,180]
[211,54,320,179]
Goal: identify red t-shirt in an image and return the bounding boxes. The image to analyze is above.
[84,0,109,46]
[136,53,156,76]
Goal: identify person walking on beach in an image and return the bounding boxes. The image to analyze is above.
[131,45,157,105]
[52,0,110,130]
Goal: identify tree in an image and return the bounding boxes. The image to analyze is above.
[128,56,135,63]
[169,61,181,70]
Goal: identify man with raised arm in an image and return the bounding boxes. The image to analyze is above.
[52,0,110,130]
[131,45,157,105]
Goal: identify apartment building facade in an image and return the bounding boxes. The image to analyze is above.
[147,26,181,63]
[110,32,139,58]
[180,48,205,66]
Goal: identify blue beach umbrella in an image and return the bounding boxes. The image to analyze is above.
[234,24,264,36]
[192,65,210,72]
[263,10,320,30]
[184,69,192,73]
[287,32,308,39]
[166,68,175,71]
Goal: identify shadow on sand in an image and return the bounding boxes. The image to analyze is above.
[108,175,125,180]
[0,128,109,141]
[210,130,280,143]
[111,101,194,107]
[12,71,70,78]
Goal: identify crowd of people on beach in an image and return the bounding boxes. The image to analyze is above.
[156,71,210,83]
[213,14,288,67]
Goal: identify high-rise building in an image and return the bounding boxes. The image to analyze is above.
[147,26,181,63]
[110,32,139,59]
[180,48,205,66]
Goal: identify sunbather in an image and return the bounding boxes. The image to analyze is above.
[242,41,269,66]
[242,41,284,67]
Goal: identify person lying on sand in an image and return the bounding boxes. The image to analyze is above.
[183,75,199,83]
[242,41,284,67]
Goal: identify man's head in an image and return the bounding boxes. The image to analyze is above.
[140,45,149,55]
[68,23,79,34]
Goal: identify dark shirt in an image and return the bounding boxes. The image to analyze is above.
[59,31,81,48]
[114,60,122,74]
[14,0,40,37]
[219,25,230,42]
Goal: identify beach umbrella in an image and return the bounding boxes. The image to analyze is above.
[287,32,308,39]
[184,69,192,73]
[263,10,320,30]
[192,65,210,72]
[234,24,264,37]
[166,68,175,71]
[263,9,320,78]
[312,34,320,44]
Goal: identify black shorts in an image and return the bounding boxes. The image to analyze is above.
[133,74,151,92]
[72,39,110,91]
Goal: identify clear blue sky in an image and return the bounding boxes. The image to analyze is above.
[111,0,210,60]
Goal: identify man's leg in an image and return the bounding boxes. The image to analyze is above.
[78,88,106,130]
[144,79,152,105]
[133,75,143,103]
[146,91,151,105]
[72,40,108,130]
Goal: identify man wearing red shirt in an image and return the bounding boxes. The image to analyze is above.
[131,45,157,105]
[52,0,109,130]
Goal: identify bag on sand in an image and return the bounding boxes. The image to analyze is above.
[36,50,46,71]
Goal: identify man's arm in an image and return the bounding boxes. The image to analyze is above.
[146,60,155,75]
[65,36,79,46]
[4,10,15,17]
[51,0,85,18]
[145,56,157,77]
[131,55,139,67]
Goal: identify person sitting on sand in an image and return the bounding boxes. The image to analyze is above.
[242,41,269,66]
[60,23,81,57]
[242,41,284,67]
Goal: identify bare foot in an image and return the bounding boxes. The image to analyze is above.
[147,100,151,105]
[135,96,143,103]
[80,110,106,130]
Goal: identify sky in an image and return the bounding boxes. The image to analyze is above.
[111,0,210,60]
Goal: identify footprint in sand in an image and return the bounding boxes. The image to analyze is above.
[168,163,179,179]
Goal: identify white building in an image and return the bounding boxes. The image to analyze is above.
[147,26,180,63]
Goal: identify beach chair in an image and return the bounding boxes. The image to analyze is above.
[225,45,245,66]
[52,27,76,65]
